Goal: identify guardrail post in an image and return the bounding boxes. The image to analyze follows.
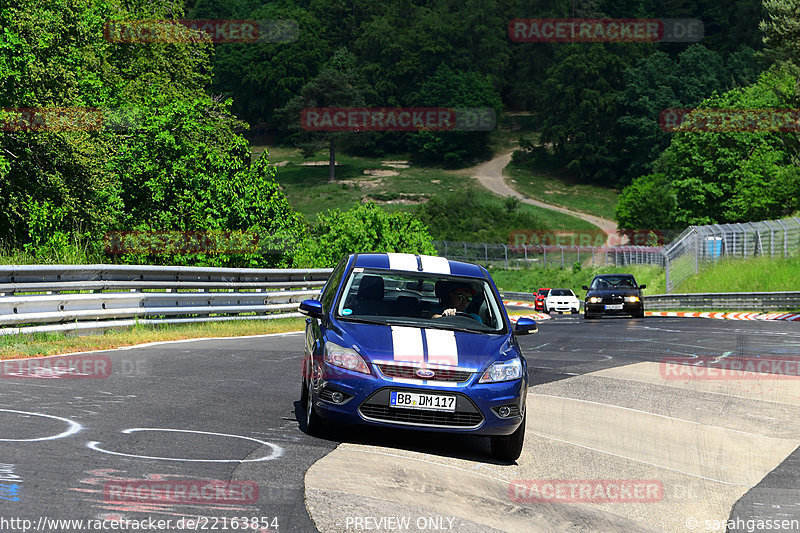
[502,244,508,268]
[462,241,467,260]
[560,245,564,268]
[542,245,546,268]
[483,243,488,264]
[522,244,528,265]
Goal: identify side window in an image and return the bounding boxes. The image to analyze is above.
[320,257,348,312]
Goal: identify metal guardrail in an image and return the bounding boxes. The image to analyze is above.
[3,264,796,335]
[643,292,800,311]
[0,265,333,335]
[502,291,800,312]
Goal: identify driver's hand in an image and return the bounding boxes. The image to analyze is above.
[442,308,456,316]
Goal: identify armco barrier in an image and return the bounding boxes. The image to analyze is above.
[0,265,333,335]
[643,291,800,311]
[3,265,796,335]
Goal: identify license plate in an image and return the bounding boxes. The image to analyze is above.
[390,391,456,412]
[605,304,623,310]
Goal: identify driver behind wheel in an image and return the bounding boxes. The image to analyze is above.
[432,286,483,323]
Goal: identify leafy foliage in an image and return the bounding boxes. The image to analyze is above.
[619,64,800,227]
[293,202,437,268]
[415,190,546,243]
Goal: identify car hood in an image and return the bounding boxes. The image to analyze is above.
[332,321,513,372]
[585,288,641,297]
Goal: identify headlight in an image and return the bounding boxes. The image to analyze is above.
[588,297,602,304]
[324,342,370,374]
[624,296,640,303]
[479,357,522,383]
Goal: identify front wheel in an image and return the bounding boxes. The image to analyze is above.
[491,414,526,462]
[305,376,325,436]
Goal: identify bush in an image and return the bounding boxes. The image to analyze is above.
[293,202,436,268]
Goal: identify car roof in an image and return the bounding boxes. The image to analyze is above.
[593,273,635,279]
[351,253,487,279]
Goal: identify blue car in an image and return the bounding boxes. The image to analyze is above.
[299,253,537,461]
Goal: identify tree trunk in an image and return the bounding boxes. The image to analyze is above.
[328,138,336,181]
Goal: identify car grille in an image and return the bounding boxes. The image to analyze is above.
[359,389,484,428]
[360,404,483,427]
[376,364,472,382]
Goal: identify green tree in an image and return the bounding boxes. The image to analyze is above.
[639,65,800,226]
[293,202,437,268]
[760,0,800,63]
[278,48,366,181]
[614,173,678,231]
[407,65,502,166]
[537,43,646,184]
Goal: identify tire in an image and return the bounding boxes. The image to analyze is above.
[300,376,308,408]
[491,414,526,462]
[300,356,310,408]
[305,374,325,436]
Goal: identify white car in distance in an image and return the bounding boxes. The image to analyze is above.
[544,288,580,314]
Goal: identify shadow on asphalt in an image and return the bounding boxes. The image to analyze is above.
[293,400,517,466]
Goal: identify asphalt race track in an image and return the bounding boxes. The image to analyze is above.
[1,317,799,532]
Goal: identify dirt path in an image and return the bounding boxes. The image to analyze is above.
[471,151,618,235]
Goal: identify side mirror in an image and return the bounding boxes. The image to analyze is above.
[299,299,324,318]
[515,317,538,335]
[582,285,589,291]
[639,284,646,290]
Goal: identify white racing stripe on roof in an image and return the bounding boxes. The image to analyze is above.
[425,329,458,367]
[391,326,424,364]
[387,253,419,271]
[419,255,450,274]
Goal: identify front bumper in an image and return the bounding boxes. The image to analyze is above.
[585,301,643,316]
[311,364,526,436]
[547,303,579,313]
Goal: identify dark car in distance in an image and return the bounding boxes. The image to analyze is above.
[582,274,645,319]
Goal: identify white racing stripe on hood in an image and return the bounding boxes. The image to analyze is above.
[424,329,458,367]
[387,253,418,271]
[391,326,424,364]
[419,255,450,274]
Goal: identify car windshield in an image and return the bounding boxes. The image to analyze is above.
[538,289,549,296]
[335,268,506,333]
[549,289,573,296]
[591,276,637,289]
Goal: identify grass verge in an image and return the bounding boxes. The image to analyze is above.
[258,145,599,235]
[676,256,800,293]
[0,317,305,360]
[489,264,666,296]
[505,160,619,222]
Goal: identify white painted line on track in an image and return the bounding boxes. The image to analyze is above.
[0,409,82,442]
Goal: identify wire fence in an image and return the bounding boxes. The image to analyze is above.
[431,241,666,270]
[664,217,800,292]
[435,215,800,294]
